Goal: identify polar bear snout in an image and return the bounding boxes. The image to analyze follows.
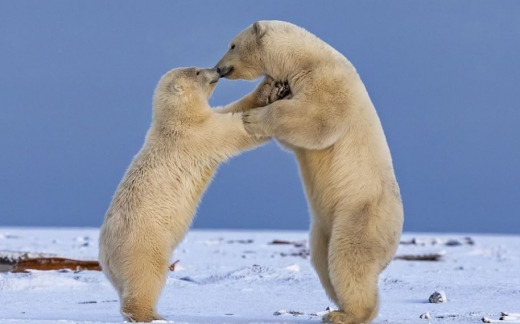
[216,66,233,78]
[201,68,220,84]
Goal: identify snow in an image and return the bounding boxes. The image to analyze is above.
[1,228,519,323]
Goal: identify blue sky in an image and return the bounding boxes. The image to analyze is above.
[1,1,519,233]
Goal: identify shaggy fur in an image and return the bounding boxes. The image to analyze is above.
[99,67,281,322]
[216,21,404,324]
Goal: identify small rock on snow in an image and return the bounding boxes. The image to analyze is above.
[445,239,463,246]
[429,290,447,303]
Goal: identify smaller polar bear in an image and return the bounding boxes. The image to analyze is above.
[99,67,283,322]
[216,21,404,324]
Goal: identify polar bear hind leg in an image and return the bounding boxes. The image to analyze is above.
[310,223,339,305]
[119,245,170,322]
[324,216,381,324]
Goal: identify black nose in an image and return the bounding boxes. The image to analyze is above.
[217,66,233,78]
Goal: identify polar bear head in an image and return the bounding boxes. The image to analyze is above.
[153,67,219,122]
[155,67,220,99]
[214,21,272,80]
[215,21,312,81]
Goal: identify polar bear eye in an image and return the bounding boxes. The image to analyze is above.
[230,44,235,50]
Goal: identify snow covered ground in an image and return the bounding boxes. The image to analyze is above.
[1,228,519,323]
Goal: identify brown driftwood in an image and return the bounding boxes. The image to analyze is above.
[4,256,180,273]
[11,257,102,273]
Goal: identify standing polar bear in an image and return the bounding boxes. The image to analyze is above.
[216,21,404,324]
[99,67,283,322]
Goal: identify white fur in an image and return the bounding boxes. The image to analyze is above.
[98,67,276,322]
[216,21,404,324]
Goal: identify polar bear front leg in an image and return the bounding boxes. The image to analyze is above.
[215,76,277,114]
[242,99,346,150]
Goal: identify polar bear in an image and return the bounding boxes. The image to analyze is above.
[99,67,283,322]
[215,21,404,324]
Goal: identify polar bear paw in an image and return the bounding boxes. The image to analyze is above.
[323,310,364,324]
[122,310,165,323]
[255,77,291,107]
[254,77,277,107]
[272,81,291,102]
[243,106,270,137]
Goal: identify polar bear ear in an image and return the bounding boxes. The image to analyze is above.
[252,21,267,41]
[169,82,184,94]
